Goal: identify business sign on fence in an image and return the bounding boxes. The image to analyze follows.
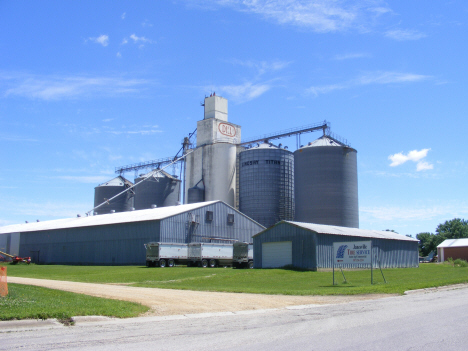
[333,241,372,265]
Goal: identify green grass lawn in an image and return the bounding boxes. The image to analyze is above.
[0,283,149,321]
[3,262,468,296]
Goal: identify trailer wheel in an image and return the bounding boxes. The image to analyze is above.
[168,259,175,267]
[209,259,217,268]
[201,259,208,268]
[159,259,166,268]
[248,261,254,269]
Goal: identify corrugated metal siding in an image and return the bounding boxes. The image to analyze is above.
[253,223,316,270]
[15,202,263,265]
[254,222,419,269]
[19,220,160,265]
[160,202,264,244]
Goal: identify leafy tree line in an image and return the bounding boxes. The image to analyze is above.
[416,218,468,256]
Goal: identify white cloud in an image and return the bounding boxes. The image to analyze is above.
[129,34,153,43]
[389,148,430,166]
[7,201,91,219]
[142,19,153,27]
[333,52,371,60]
[308,83,346,96]
[360,205,460,222]
[385,29,426,41]
[389,148,433,172]
[89,34,109,47]
[228,59,291,76]
[0,134,39,142]
[2,73,150,100]
[121,12,126,19]
[116,52,122,58]
[0,219,14,226]
[416,161,434,172]
[358,72,429,84]
[121,34,154,47]
[198,0,391,33]
[218,82,271,102]
[307,71,430,96]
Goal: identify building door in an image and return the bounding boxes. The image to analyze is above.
[262,241,292,268]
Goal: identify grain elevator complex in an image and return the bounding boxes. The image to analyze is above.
[95,94,359,229]
[0,94,419,267]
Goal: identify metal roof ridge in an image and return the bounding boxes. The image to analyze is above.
[0,201,221,234]
[284,221,417,241]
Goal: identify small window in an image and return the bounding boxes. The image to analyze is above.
[227,214,235,224]
[206,211,213,221]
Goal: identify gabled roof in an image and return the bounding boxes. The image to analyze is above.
[254,221,417,242]
[302,135,346,148]
[138,169,180,181]
[0,201,220,234]
[437,238,468,248]
[96,175,133,188]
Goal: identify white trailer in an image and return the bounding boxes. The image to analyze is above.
[145,242,188,267]
[232,242,254,269]
[188,243,233,268]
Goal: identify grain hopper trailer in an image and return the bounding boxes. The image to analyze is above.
[187,243,233,268]
[145,242,188,267]
[232,242,254,268]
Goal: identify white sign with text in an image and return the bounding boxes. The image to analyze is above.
[333,241,372,265]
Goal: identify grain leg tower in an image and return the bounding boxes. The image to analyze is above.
[185,95,241,207]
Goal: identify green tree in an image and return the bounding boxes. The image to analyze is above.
[436,218,468,239]
[416,232,436,257]
[417,218,468,257]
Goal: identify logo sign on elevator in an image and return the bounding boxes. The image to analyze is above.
[218,123,237,138]
[333,241,372,264]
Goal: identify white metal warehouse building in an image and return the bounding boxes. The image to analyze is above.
[0,201,264,265]
[253,221,419,270]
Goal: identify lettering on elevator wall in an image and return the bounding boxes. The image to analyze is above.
[242,160,281,167]
[218,123,236,137]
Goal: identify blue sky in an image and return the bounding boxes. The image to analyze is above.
[1,0,467,236]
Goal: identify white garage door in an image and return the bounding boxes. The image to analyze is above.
[262,241,292,268]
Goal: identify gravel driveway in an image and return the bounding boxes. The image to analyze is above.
[8,277,393,316]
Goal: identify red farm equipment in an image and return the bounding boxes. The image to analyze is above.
[0,251,31,264]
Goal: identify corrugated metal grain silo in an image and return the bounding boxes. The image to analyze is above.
[294,135,359,228]
[94,176,134,215]
[133,169,181,210]
[239,143,294,228]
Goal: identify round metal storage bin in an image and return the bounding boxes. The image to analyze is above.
[94,176,134,215]
[294,136,359,228]
[187,185,205,204]
[239,143,294,228]
[134,170,181,210]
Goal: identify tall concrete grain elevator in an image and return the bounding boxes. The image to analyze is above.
[184,95,241,207]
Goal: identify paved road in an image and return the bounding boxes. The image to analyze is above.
[1,285,467,351]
